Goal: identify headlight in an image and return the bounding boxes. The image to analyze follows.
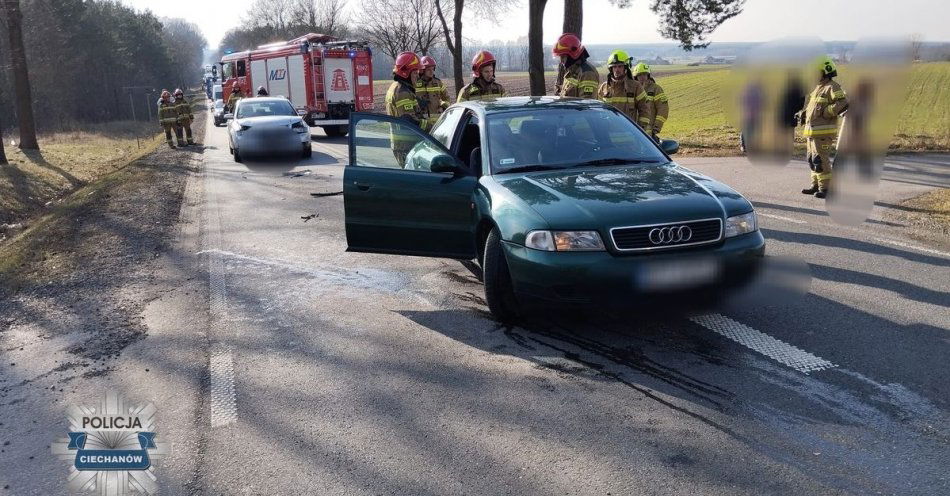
[724,211,757,238]
[292,122,308,133]
[525,230,605,251]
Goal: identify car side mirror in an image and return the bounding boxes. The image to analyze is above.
[660,139,679,155]
[430,154,465,175]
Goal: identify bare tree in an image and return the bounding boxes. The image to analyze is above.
[410,0,443,55]
[910,33,923,62]
[434,0,508,99]
[292,0,349,36]
[1,0,38,150]
[527,0,548,95]
[361,0,415,60]
[246,0,296,33]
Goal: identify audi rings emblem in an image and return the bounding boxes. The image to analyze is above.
[648,225,693,245]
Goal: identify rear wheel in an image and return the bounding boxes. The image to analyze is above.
[322,125,348,138]
[483,227,519,322]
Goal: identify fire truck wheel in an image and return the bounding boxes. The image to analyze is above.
[322,125,348,138]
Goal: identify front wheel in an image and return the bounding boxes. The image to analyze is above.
[483,227,520,322]
[302,144,312,158]
[233,147,243,163]
[322,125,348,138]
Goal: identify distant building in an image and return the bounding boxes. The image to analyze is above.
[702,56,730,65]
[647,56,671,65]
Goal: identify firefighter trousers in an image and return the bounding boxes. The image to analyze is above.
[162,124,177,146]
[806,136,835,190]
[177,119,194,144]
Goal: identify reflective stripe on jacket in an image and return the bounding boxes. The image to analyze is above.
[385,80,427,137]
[174,98,193,123]
[560,61,600,98]
[638,79,669,134]
[457,79,506,102]
[415,76,450,129]
[803,80,848,137]
[598,78,647,123]
[158,102,178,126]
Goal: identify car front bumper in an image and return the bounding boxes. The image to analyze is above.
[503,231,765,306]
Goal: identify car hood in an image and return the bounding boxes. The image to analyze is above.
[235,116,301,127]
[493,164,733,228]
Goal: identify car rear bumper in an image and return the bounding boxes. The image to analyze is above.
[234,131,309,154]
[502,231,765,306]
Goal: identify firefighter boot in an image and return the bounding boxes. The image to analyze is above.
[175,126,186,147]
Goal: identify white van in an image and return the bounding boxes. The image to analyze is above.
[212,84,223,102]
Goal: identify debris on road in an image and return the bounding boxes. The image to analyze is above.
[301,213,319,222]
[310,191,343,197]
[284,170,312,178]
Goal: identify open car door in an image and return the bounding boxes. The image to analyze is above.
[344,112,478,259]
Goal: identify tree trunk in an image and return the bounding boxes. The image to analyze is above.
[451,0,464,96]
[555,0,582,93]
[528,0,548,96]
[2,0,39,150]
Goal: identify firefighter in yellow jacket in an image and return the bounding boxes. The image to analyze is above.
[158,91,180,148]
[226,82,243,113]
[415,55,450,129]
[633,63,668,142]
[173,88,195,146]
[598,50,647,124]
[457,51,506,102]
[386,52,428,167]
[553,33,600,99]
[798,56,848,198]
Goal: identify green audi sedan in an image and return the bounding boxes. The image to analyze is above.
[344,97,764,320]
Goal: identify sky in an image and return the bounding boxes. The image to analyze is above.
[122,0,949,49]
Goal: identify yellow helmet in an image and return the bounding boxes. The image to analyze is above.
[817,55,838,77]
[632,62,651,76]
[607,50,630,67]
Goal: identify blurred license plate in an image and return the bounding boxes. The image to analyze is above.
[638,258,721,291]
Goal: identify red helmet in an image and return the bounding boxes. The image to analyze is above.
[393,52,422,79]
[471,50,496,77]
[552,33,583,59]
[420,55,437,68]
[161,90,171,100]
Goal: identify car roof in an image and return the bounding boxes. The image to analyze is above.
[455,96,609,115]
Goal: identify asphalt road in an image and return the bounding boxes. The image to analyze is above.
[2,114,948,495]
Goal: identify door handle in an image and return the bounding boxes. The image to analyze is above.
[354,181,372,191]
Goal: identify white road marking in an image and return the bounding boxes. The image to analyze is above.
[202,127,239,428]
[757,213,808,225]
[209,344,237,428]
[690,313,836,374]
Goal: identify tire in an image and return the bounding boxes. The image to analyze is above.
[323,125,348,138]
[233,147,243,163]
[302,144,312,158]
[483,227,519,322]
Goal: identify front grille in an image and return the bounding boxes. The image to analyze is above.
[610,218,722,252]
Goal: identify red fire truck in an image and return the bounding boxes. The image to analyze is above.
[220,33,373,137]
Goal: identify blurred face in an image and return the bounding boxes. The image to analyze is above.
[409,69,420,84]
[480,65,494,81]
[611,65,626,78]
[636,73,648,84]
[560,55,568,64]
[423,67,435,78]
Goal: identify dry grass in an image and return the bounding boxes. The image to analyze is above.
[0,121,161,226]
[896,187,950,240]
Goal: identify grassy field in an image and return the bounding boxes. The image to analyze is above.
[372,62,949,155]
[0,121,162,230]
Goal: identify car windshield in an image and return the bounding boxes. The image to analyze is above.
[214,100,224,109]
[236,100,295,118]
[487,107,668,174]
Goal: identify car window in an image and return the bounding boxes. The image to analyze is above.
[236,100,295,118]
[429,107,464,148]
[352,116,449,172]
[486,107,667,174]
